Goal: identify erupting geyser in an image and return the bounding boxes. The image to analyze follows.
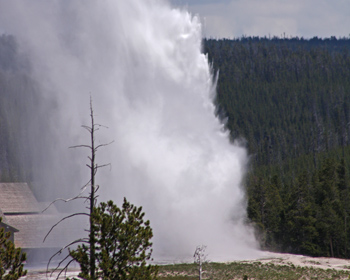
[0,0,259,261]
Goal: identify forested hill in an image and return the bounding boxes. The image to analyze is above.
[204,37,350,258]
[204,37,350,167]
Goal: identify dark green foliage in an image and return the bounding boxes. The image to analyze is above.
[0,218,27,280]
[247,153,350,257]
[70,199,157,280]
[204,37,350,258]
[204,37,350,168]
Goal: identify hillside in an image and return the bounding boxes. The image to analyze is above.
[204,36,350,167]
[204,37,350,258]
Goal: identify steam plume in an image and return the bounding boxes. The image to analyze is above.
[0,0,259,260]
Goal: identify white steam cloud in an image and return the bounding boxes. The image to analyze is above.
[0,0,259,260]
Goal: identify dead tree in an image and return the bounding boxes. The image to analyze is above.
[44,97,112,280]
[193,245,207,280]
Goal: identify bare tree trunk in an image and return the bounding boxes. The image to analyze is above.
[345,215,347,257]
[330,236,334,258]
[44,97,112,280]
[89,101,96,280]
[194,245,207,280]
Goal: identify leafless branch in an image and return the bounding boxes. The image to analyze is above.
[69,144,92,149]
[47,253,69,278]
[81,125,92,132]
[81,180,91,189]
[46,238,89,277]
[44,213,90,242]
[94,123,109,129]
[41,186,89,213]
[95,140,114,150]
[96,163,111,169]
[95,185,100,193]
[56,258,77,280]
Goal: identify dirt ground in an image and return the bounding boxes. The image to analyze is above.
[244,251,350,271]
[21,252,350,279]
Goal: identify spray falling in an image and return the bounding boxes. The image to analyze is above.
[0,0,259,260]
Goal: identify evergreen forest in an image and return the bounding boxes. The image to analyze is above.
[204,36,350,258]
[2,33,350,259]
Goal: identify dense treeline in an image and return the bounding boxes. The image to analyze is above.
[204,37,350,258]
[204,36,350,167]
[247,151,350,258]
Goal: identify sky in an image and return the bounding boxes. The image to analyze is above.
[169,0,350,39]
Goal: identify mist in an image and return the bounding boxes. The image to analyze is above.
[0,0,259,261]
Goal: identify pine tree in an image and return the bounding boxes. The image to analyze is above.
[70,199,157,280]
[284,172,319,256]
[0,218,27,280]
